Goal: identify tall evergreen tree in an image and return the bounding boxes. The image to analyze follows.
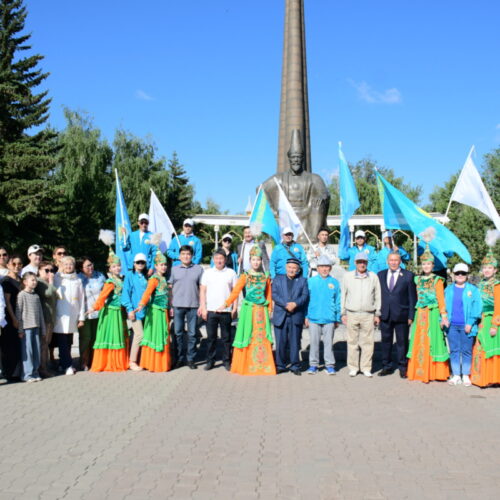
[0,0,57,249]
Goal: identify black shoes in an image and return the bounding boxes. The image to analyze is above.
[277,368,288,374]
[204,361,214,371]
[399,371,407,379]
[223,361,231,371]
[291,369,302,376]
[187,361,197,370]
[378,368,394,377]
[174,360,185,370]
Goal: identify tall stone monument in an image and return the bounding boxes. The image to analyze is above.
[263,0,330,242]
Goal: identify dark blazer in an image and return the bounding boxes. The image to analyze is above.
[271,274,309,327]
[378,268,417,323]
[237,241,270,272]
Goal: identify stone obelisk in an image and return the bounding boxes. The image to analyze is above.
[277,0,311,173]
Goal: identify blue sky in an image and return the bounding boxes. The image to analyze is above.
[26,0,499,213]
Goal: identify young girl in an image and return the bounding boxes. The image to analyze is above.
[471,230,500,387]
[218,245,276,376]
[89,231,129,372]
[407,232,450,383]
[135,250,171,372]
[16,272,46,382]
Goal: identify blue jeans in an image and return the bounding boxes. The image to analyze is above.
[21,328,41,381]
[447,324,474,376]
[173,307,198,362]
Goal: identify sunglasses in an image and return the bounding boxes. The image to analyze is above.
[284,233,293,237]
[0,253,8,257]
[56,251,66,256]
[222,238,231,243]
[139,221,149,225]
[43,268,56,273]
[135,261,146,265]
[454,271,468,276]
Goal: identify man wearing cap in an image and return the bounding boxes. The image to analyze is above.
[341,252,381,377]
[21,245,43,277]
[126,214,157,272]
[237,226,269,274]
[377,252,417,378]
[270,228,308,279]
[200,250,238,370]
[374,231,410,273]
[444,263,482,386]
[305,255,341,375]
[338,230,377,272]
[272,258,309,375]
[307,227,337,277]
[212,233,238,272]
[167,218,202,267]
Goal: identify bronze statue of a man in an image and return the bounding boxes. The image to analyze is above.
[262,129,330,242]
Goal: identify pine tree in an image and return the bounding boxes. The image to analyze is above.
[0,0,57,249]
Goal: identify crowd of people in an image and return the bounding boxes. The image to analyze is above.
[0,213,498,389]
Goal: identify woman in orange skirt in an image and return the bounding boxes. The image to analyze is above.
[89,232,129,372]
[217,245,276,375]
[471,233,500,387]
[135,250,171,372]
[407,241,450,383]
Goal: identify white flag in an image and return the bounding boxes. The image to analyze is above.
[273,177,302,239]
[450,147,500,231]
[148,189,177,253]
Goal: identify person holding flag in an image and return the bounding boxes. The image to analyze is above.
[339,230,378,272]
[307,227,337,277]
[167,218,203,267]
[123,213,157,273]
[270,227,309,279]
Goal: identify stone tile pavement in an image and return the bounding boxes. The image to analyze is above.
[1,326,500,499]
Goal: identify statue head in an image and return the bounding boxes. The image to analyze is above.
[287,129,304,174]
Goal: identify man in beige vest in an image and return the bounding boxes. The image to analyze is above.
[341,252,381,377]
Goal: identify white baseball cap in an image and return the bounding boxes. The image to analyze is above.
[382,230,393,239]
[27,244,43,256]
[134,253,148,263]
[282,226,294,235]
[453,263,469,274]
[221,233,232,241]
[138,213,149,222]
[355,230,366,239]
[183,218,194,226]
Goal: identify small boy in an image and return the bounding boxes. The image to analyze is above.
[16,272,46,382]
[305,255,341,375]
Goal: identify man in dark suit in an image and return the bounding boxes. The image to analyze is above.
[272,258,309,375]
[377,251,417,378]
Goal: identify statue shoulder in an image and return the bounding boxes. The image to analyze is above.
[309,173,330,194]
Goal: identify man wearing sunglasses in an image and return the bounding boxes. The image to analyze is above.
[126,213,157,273]
[167,218,202,267]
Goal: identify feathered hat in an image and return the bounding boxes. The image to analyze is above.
[99,230,120,267]
[249,244,262,259]
[482,229,499,268]
[419,227,436,263]
[150,233,167,266]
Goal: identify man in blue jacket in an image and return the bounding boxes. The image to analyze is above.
[338,230,377,272]
[167,218,203,267]
[272,258,309,375]
[270,227,308,278]
[125,213,157,272]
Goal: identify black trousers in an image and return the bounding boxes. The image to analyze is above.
[206,312,233,363]
[380,319,410,371]
[0,324,21,380]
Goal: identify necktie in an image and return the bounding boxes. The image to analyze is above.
[389,271,396,291]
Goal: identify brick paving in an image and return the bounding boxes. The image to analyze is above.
[1,327,500,499]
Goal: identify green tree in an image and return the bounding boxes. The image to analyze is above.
[428,148,500,270]
[0,0,57,249]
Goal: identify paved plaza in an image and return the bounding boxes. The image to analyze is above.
[1,328,500,500]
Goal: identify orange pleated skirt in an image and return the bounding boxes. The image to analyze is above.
[140,344,171,373]
[471,342,500,387]
[90,348,129,372]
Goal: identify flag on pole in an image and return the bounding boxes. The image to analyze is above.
[273,177,302,240]
[248,186,281,244]
[114,169,133,270]
[338,142,360,257]
[448,146,500,230]
[376,171,471,263]
[148,189,177,253]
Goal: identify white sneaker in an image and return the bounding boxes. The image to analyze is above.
[349,370,358,377]
[65,367,75,376]
[448,375,462,386]
[462,375,472,387]
[362,371,373,378]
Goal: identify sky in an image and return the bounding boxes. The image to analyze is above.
[25,0,500,214]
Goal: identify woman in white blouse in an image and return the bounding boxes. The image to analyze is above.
[54,256,85,375]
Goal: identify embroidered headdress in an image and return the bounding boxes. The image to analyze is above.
[419,227,435,263]
[249,244,262,258]
[482,229,499,268]
[99,230,120,267]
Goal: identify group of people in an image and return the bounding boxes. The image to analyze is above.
[0,213,498,389]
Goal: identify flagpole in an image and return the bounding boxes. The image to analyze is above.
[115,169,127,246]
[445,145,475,219]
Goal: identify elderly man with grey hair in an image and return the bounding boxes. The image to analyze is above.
[341,252,381,377]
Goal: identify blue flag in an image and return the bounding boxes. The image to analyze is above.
[114,169,133,270]
[376,171,471,263]
[338,142,360,258]
[249,186,281,245]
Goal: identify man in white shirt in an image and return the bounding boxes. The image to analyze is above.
[21,245,43,277]
[237,226,269,273]
[200,250,238,370]
[307,227,337,276]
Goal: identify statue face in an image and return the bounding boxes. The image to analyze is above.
[288,153,303,173]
